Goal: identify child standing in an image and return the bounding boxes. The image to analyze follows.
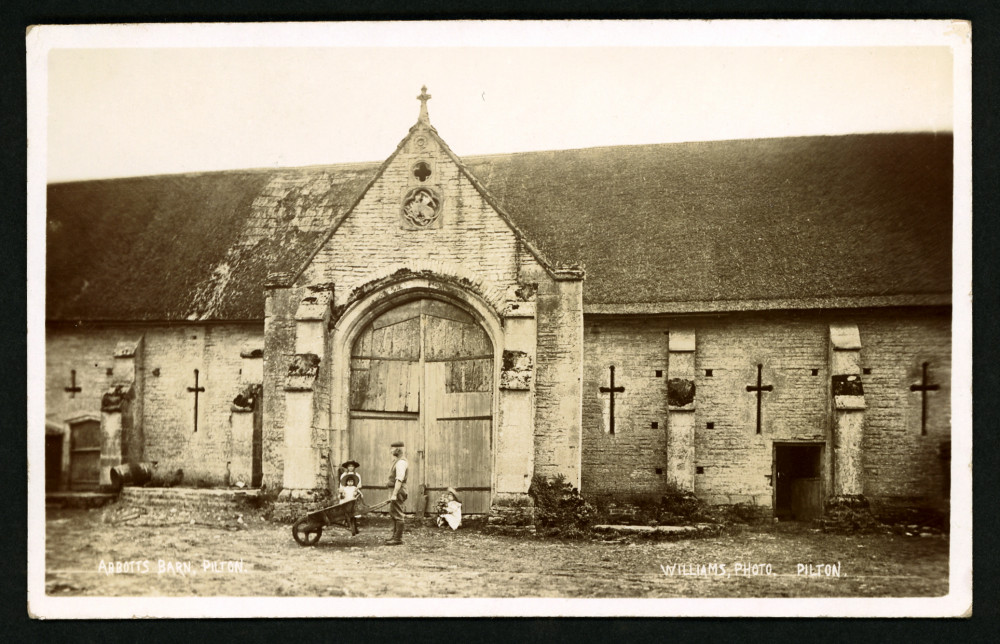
[339,472,360,502]
[339,460,362,491]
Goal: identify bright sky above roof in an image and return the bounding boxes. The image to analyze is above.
[38,21,959,182]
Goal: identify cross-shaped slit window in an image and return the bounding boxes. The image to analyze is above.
[599,365,625,434]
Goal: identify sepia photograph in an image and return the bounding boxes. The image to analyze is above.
[26,20,971,618]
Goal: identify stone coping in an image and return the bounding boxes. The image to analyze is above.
[45,491,117,509]
[119,487,261,499]
[592,524,705,534]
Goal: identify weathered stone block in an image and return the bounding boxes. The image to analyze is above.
[295,289,332,321]
[231,383,260,413]
[101,383,133,412]
[667,378,696,409]
[240,347,264,384]
[500,349,532,390]
[487,495,536,526]
[502,300,536,317]
[832,374,864,396]
[668,328,696,352]
[285,353,320,391]
[113,339,140,358]
[830,323,862,350]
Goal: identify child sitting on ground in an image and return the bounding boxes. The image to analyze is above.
[435,487,462,530]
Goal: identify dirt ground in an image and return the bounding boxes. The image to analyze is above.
[44,506,949,598]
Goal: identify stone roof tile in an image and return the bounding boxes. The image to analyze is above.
[45,133,952,321]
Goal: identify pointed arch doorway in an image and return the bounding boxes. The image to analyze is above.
[348,298,494,514]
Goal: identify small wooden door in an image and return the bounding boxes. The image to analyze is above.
[69,420,102,491]
[791,478,824,521]
[349,299,493,514]
[773,443,824,520]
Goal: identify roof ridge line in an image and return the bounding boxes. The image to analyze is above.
[284,129,416,287]
[424,127,569,277]
[47,130,951,185]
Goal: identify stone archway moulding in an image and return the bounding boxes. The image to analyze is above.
[330,259,511,314]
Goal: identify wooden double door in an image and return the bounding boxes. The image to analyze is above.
[349,299,493,514]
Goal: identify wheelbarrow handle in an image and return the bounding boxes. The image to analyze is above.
[363,499,392,513]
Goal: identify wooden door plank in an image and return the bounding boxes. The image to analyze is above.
[349,358,370,410]
[424,316,491,360]
[70,421,101,450]
[349,415,421,512]
[360,327,372,356]
[405,361,420,412]
[367,360,382,411]
[438,392,491,419]
[371,325,387,358]
[386,360,401,411]
[388,317,421,359]
[371,299,423,330]
[443,358,491,393]
[422,299,475,325]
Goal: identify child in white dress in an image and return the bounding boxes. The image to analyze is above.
[339,473,360,502]
[436,487,463,530]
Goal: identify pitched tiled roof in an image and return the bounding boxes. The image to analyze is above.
[46,166,379,320]
[46,133,952,321]
[464,133,953,310]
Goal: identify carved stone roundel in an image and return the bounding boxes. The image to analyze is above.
[401,187,441,227]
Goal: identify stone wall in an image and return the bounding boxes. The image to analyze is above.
[46,324,122,425]
[859,311,952,503]
[694,312,829,505]
[579,308,951,509]
[263,286,296,490]
[47,322,264,488]
[533,277,584,486]
[581,318,670,499]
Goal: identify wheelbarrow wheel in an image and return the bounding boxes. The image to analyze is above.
[292,517,323,546]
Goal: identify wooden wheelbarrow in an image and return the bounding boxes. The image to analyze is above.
[291,496,391,546]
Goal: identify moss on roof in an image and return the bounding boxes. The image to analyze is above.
[46,133,951,321]
[46,166,379,320]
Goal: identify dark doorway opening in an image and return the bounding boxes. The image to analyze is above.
[252,393,264,488]
[46,434,63,491]
[773,443,824,521]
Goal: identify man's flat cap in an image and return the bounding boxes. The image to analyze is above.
[391,441,404,448]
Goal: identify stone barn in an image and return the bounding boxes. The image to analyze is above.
[44,88,952,520]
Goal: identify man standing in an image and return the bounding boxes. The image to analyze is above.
[385,441,408,545]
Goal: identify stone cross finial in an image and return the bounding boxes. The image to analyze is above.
[417,85,432,123]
